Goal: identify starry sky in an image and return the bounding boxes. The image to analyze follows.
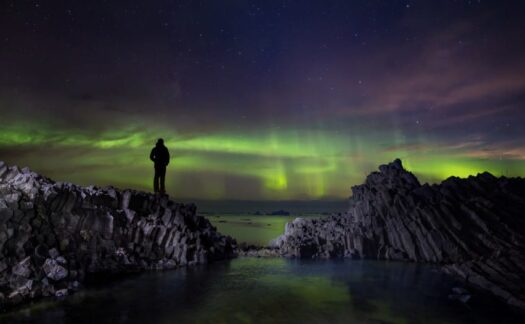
[1,1,524,200]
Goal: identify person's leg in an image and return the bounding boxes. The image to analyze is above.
[159,167,166,193]
[154,168,160,193]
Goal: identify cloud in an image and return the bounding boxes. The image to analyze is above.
[325,17,525,122]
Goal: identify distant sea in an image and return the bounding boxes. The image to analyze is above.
[180,200,349,246]
[182,199,349,215]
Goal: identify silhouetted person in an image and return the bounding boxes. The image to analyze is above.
[150,138,170,194]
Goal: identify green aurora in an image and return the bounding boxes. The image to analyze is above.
[1,120,523,200]
[2,1,525,200]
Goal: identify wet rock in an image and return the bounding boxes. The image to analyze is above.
[43,259,68,281]
[237,243,281,257]
[48,248,59,259]
[55,289,68,297]
[11,257,31,278]
[269,210,290,216]
[448,287,471,303]
[0,261,7,272]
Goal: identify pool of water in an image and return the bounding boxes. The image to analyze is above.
[3,258,522,323]
[206,214,319,246]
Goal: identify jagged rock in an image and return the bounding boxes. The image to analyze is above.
[448,287,471,303]
[11,257,31,278]
[0,161,237,311]
[237,243,281,257]
[274,159,525,309]
[55,289,68,297]
[48,248,59,259]
[43,259,68,281]
[269,210,290,216]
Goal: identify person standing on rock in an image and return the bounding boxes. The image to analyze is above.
[150,138,170,194]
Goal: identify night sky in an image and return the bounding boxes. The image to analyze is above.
[1,1,525,200]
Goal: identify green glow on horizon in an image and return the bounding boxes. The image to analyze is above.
[1,121,524,200]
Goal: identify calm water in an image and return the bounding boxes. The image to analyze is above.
[2,258,522,324]
[207,214,319,246]
[198,199,344,246]
[201,200,338,246]
[192,200,347,215]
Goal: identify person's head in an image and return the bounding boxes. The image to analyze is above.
[156,138,164,146]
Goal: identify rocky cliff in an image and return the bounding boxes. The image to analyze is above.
[274,159,525,309]
[0,161,236,310]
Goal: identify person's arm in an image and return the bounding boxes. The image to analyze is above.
[150,148,155,162]
[166,148,170,166]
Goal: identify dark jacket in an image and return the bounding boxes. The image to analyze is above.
[150,144,170,168]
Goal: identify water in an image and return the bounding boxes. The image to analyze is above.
[207,214,319,246]
[2,258,522,323]
[3,206,522,323]
[190,200,347,215]
[200,200,339,246]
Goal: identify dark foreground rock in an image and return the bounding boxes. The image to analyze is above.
[274,159,525,309]
[0,161,236,310]
[237,243,280,257]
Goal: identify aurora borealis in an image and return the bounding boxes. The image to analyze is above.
[1,1,524,200]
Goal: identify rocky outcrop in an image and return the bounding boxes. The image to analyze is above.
[0,161,236,310]
[237,243,281,257]
[274,159,525,309]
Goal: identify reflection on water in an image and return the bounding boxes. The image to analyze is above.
[2,258,522,324]
[207,214,319,246]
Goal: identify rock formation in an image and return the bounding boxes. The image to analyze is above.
[274,159,525,309]
[0,161,236,310]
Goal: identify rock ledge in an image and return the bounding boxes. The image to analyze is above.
[0,161,236,310]
[274,159,525,309]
